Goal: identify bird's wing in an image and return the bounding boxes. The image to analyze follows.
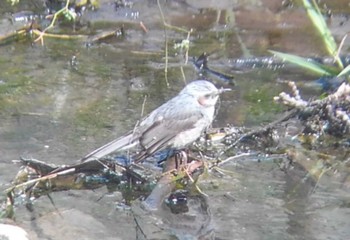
[134,110,204,162]
[81,94,205,163]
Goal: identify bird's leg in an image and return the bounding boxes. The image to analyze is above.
[174,149,189,169]
[161,149,205,182]
[176,150,209,195]
[160,149,190,177]
[173,150,205,181]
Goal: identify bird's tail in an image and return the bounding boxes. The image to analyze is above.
[81,132,136,162]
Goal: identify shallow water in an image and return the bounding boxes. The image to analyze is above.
[0,0,350,239]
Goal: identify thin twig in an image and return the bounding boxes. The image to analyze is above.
[222,109,298,154]
[335,33,349,63]
[180,66,186,83]
[184,29,192,64]
[140,95,147,118]
[32,29,86,40]
[217,152,255,166]
[4,168,75,194]
[139,21,148,33]
[34,0,71,45]
[157,0,170,87]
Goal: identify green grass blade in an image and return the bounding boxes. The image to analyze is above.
[302,0,343,69]
[303,0,336,54]
[270,50,335,76]
[337,64,350,78]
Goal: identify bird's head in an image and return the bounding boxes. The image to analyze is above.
[180,80,230,107]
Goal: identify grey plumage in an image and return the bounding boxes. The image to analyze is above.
[81,80,227,162]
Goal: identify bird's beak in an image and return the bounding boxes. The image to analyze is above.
[218,87,231,94]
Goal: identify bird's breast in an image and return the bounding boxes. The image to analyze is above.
[172,114,212,148]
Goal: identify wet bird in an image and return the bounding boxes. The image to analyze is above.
[81,80,229,163]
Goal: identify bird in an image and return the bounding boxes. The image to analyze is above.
[81,80,229,163]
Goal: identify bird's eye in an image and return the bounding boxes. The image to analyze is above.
[204,94,211,99]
